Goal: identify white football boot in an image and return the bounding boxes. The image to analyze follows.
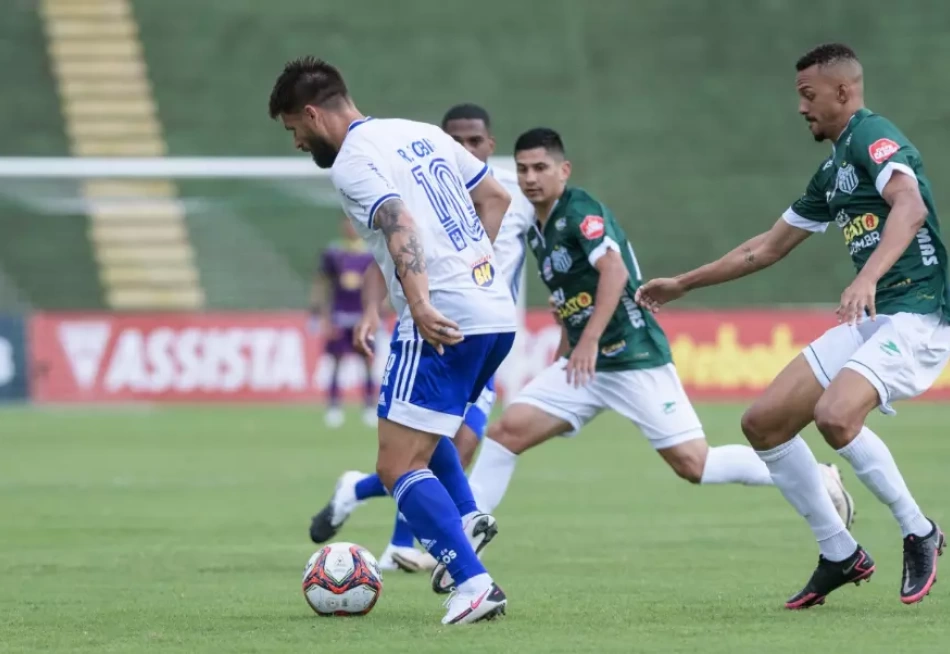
[308,470,366,543]
[378,544,437,572]
[820,463,856,530]
[431,513,498,594]
[441,579,507,625]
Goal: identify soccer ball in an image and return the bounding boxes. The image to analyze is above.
[302,542,383,616]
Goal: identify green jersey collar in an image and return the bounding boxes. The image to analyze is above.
[832,107,872,153]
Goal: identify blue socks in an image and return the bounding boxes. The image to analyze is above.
[354,474,387,501]
[428,436,478,517]
[392,469,485,586]
[390,513,415,548]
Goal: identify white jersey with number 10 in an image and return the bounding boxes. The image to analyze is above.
[330,117,517,339]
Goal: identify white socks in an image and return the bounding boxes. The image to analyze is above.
[757,435,857,561]
[468,438,518,514]
[837,426,931,538]
[700,444,775,486]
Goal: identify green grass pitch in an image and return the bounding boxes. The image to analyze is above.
[1,403,948,653]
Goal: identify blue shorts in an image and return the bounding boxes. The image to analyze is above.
[378,330,514,436]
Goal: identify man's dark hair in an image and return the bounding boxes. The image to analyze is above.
[795,43,859,71]
[514,127,565,156]
[441,103,491,129]
[268,56,349,119]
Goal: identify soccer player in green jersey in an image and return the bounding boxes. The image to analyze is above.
[454,128,852,595]
[637,43,948,608]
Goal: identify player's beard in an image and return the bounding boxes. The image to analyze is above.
[307,136,338,169]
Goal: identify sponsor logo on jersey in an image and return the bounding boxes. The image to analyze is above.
[600,340,627,357]
[836,163,859,195]
[542,256,554,281]
[842,213,880,243]
[551,246,572,273]
[580,215,605,240]
[822,158,834,171]
[339,271,363,290]
[869,138,900,164]
[916,228,939,266]
[835,209,851,228]
[471,258,495,287]
[555,292,593,321]
[555,217,567,231]
[844,134,852,147]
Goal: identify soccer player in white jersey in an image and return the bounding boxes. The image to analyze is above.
[307,104,535,582]
[270,58,515,624]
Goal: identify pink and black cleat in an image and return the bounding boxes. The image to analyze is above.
[785,546,875,610]
[900,520,945,605]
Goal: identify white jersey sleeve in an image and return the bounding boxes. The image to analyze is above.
[451,139,491,191]
[330,152,401,230]
[491,166,535,301]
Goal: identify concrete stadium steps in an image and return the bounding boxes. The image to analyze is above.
[39,0,203,310]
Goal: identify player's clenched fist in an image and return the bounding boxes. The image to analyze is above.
[635,278,687,313]
[353,310,380,361]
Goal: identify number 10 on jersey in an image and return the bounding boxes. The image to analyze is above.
[412,158,485,252]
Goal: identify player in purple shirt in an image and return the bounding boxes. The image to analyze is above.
[310,218,377,428]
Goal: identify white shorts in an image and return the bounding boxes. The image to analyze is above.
[803,312,950,415]
[511,359,704,450]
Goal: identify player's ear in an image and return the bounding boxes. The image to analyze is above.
[836,84,848,104]
[487,135,496,155]
[561,159,572,180]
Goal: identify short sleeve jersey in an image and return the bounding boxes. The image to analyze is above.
[783,108,950,319]
[329,117,517,339]
[528,186,672,371]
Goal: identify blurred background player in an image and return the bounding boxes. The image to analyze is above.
[463,129,854,558]
[636,44,947,608]
[271,58,516,624]
[308,104,535,582]
[309,217,376,428]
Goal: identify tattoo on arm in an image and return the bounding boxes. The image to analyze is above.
[374,198,427,278]
[742,246,755,265]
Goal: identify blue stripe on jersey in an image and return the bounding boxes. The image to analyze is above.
[367,193,401,229]
[347,116,374,133]
[465,163,490,190]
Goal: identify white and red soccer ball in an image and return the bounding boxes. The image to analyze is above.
[302,542,383,616]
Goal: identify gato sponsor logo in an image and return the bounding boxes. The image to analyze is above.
[555,292,593,321]
[842,213,880,243]
[869,138,899,164]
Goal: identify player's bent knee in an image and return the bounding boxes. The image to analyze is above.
[486,416,528,455]
[740,405,775,450]
[813,397,859,448]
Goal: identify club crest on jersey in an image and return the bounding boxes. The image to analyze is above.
[471,257,495,287]
[869,138,900,164]
[836,163,859,195]
[580,215,605,240]
[340,271,362,290]
[551,246,572,273]
[555,217,567,231]
[542,256,554,281]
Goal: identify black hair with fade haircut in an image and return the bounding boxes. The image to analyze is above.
[514,127,565,156]
[441,103,491,129]
[268,56,349,119]
[795,43,859,72]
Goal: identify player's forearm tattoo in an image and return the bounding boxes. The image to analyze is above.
[375,198,427,277]
[742,245,755,265]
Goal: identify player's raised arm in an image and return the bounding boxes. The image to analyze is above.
[469,175,511,244]
[636,218,812,312]
[450,139,510,243]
